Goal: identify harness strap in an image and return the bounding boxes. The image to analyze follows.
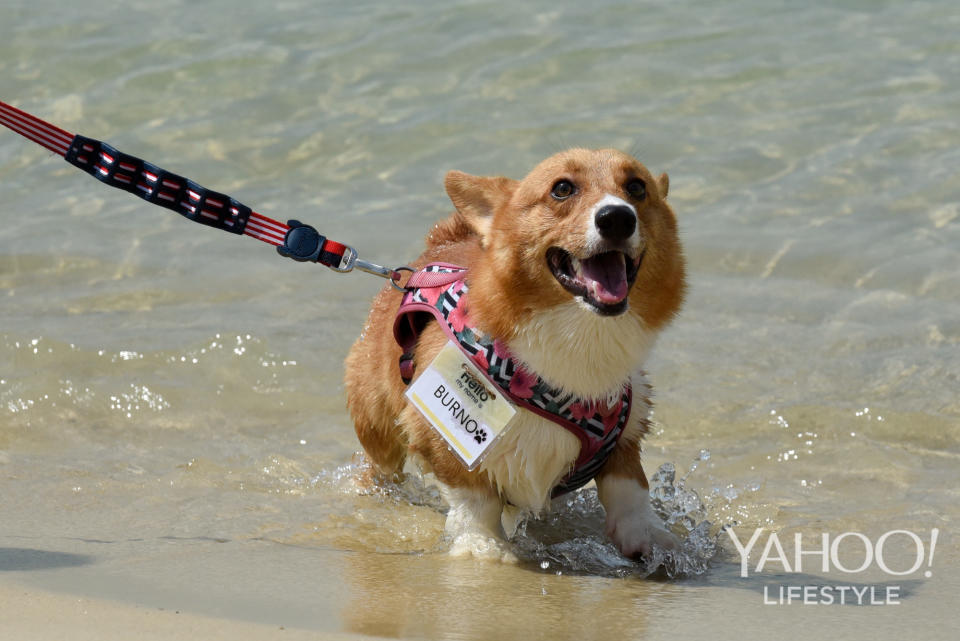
[405,268,465,290]
[395,263,465,383]
[0,99,352,269]
[393,264,633,496]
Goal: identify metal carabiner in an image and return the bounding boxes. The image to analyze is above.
[332,246,413,291]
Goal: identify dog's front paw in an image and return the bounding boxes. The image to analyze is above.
[606,509,679,560]
[442,485,516,562]
[598,476,680,560]
[448,532,518,563]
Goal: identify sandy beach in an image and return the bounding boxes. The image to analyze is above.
[0,583,380,641]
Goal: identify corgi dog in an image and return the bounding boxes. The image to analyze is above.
[345,148,685,560]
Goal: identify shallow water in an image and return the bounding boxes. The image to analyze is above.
[1,0,958,639]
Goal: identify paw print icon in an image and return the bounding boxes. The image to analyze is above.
[474,429,487,444]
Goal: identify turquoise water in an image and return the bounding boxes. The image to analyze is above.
[1,1,958,639]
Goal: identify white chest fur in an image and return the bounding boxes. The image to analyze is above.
[476,301,658,513]
[507,302,657,400]
[478,407,580,512]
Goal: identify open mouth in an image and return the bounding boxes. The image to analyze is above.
[546,247,644,316]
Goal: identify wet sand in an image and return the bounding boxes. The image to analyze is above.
[0,583,372,641]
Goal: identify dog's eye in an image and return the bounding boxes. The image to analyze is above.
[550,180,576,200]
[625,179,646,200]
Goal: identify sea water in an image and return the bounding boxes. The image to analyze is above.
[1,1,957,639]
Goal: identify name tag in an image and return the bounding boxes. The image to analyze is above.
[405,341,516,470]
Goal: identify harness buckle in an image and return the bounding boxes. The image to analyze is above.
[277,220,325,262]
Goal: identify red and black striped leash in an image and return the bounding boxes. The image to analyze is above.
[0,99,410,288]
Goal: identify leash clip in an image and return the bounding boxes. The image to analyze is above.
[333,250,413,292]
[277,219,412,290]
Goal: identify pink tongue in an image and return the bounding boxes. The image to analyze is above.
[578,252,628,304]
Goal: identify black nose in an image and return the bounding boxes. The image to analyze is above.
[595,205,636,240]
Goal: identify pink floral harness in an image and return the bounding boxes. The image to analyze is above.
[393,263,631,497]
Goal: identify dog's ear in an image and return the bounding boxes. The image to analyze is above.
[445,171,517,243]
[657,172,669,199]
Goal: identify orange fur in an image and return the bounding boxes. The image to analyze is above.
[344,148,686,557]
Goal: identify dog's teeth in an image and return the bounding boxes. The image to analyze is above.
[571,257,582,275]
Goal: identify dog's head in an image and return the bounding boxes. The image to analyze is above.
[444,148,685,335]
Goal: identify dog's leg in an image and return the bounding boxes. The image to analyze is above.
[344,292,411,486]
[351,416,407,487]
[596,436,679,559]
[440,484,516,562]
[345,365,407,486]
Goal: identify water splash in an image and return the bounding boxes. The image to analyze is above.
[509,451,723,578]
[312,454,445,511]
[646,453,720,577]
[312,451,727,576]
[510,489,641,576]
